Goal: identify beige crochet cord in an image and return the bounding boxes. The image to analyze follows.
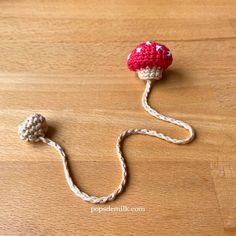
[18,79,195,204]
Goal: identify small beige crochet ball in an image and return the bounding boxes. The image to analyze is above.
[18,113,48,142]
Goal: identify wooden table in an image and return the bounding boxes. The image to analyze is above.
[0,1,235,235]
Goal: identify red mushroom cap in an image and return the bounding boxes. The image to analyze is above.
[127,41,173,71]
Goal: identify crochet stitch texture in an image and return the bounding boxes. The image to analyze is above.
[18,113,48,142]
[127,41,173,72]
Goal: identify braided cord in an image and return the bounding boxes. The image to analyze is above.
[39,136,127,204]
[35,79,194,204]
[141,79,195,144]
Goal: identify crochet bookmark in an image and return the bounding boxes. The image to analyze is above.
[18,41,195,204]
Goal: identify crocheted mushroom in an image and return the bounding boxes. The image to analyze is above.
[17,41,195,205]
[127,41,173,80]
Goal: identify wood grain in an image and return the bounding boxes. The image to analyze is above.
[0,0,235,235]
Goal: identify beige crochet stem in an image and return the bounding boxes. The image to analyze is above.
[39,136,127,204]
[38,79,194,203]
[140,79,195,144]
